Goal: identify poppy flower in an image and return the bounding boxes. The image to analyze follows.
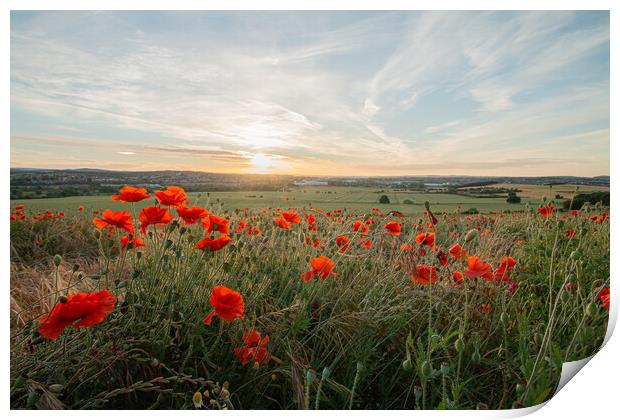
[93,210,134,235]
[478,304,492,314]
[336,236,349,252]
[111,186,150,203]
[360,238,372,249]
[464,256,493,280]
[494,256,517,282]
[384,221,402,235]
[78,205,85,212]
[411,265,438,285]
[301,256,337,284]
[452,271,464,285]
[139,206,173,234]
[196,235,233,251]
[15,204,25,211]
[448,243,467,259]
[234,329,271,366]
[353,220,369,234]
[155,186,188,207]
[203,286,245,325]
[437,250,448,267]
[120,235,145,250]
[571,210,581,216]
[598,287,610,310]
[177,206,209,225]
[274,217,291,230]
[282,211,301,224]
[203,214,230,235]
[38,290,117,340]
[248,226,262,236]
[537,205,555,217]
[565,229,576,238]
[415,232,435,247]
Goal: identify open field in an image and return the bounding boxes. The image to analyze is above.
[10,186,544,216]
[10,185,610,409]
[490,184,609,201]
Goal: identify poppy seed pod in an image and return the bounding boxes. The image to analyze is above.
[421,360,432,378]
[53,255,62,267]
[402,359,413,371]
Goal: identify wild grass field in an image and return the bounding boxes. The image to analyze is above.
[9,185,610,410]
[10,186,528,216]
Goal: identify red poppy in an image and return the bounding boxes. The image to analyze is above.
[15,204,25,211]
[353,220,369,234]
[336,235,349,252]
[384,221,402,235]
[234,329,271,366]
[111,186,150,203]
[78,205,85,212]
[360,238,372,249]
[203,214,230,235]
[120,235,145,250]
[437,250,448,267]
[248,226,262,236]
[282,211,301,224]
[301,256,337,284]
[203,286,245,325]
[565,229,576,238]
[274,217,291,230]
[138,206,173,234]
[415,232,435,247]
[155,186,188,207]
[464,256,493,280]
[411,265,438,285]
[448,243,467,259]
[177,206,209,225]
[196,235,233,251]
[537,205,555,217]
[598,287,610,310]
[494,256,517,282]
[93,210,134,235]
[38,290,117,340]
[452,271,464,285]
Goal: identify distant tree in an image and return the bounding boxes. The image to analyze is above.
[563,191,610,210]
[555,194,564,200]
[379,195,390,204]
[461,207,479,214]
[403,199,414,205]
[506,192,521,204]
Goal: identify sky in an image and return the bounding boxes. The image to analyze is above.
[10,11,610,177]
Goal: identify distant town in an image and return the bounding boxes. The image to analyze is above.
[10,167,610,200]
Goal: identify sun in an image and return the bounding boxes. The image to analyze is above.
[248,153,288,174]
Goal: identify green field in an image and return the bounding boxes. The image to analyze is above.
[10,186,541,215]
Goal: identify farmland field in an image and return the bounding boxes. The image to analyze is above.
[9,184,610,410]
[10,186,533,216]
[490,184,610,201]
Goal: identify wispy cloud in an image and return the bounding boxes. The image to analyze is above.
[10,11,609,176]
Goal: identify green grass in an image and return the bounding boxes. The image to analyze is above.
[11,186,530,216]
[10,191,610,409]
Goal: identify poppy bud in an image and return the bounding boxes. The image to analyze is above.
[356,362,365,372]
[402,359,413,371]
[471,350,481,363]
[440,362,450,376]
[53,255,62,267]
[421,360,432,378]
[413,386,423,401]
[586,302,595,317]
[72,264,79,272]
[516,383,525,394]
[321,367,331,380]
[306,369,316,384]
[500,312,508,325]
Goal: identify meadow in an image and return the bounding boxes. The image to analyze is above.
[10,185,528,216]
[9,185,610,410]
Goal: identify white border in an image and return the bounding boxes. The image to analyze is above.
[3,1,617,419]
